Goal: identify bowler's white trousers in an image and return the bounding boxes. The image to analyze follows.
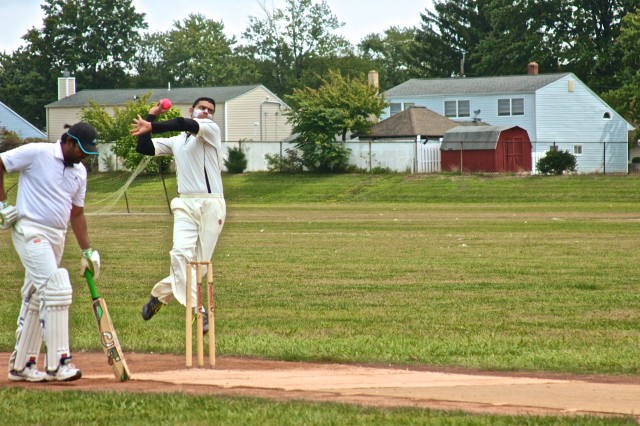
[151,194,226,307]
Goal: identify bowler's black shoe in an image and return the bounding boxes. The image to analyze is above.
[202,309,209,334]
[141,295,163,321]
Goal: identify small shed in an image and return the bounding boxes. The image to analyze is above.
[366,106,461,140]
[441,126,532,173]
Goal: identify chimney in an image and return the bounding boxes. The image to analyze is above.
[57,65,76,100]
[368,70,380,123]
[527,62,539,75]
[368,70,379,92]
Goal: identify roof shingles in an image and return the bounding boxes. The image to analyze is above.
[46,85,263,107]
[384,73,570,97]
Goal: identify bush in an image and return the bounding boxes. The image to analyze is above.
[632,157,640,164]
[265,148,304,173]
[536,149,577,175]
[0,127,24,153]
[224,146,247,173]
[296,137,351,173]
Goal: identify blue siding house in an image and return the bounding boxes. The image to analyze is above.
[0,101,47,140]
[382,64,634,173]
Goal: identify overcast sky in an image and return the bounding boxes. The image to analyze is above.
[0,0,433,53]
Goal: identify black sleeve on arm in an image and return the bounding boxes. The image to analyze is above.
[151,117,200,134]
[136,114,157,156]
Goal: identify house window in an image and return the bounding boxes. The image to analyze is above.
[404,102,415,110]
[458,101,470,117]
[498,99,510,116]
[498,98,525,116]
[390,103,402,116]
[444,100,470,117]
[573,145,583,156]
[603,112,611,120]
[512,98,524,115]
[444,101,456,117]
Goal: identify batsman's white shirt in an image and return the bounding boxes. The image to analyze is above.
[0,142,87,230]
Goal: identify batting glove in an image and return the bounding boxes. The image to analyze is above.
[0,201,17,230]
[81,248,101,280]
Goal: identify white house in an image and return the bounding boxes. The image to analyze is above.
[382,63,634,174]
[45,73,292,144]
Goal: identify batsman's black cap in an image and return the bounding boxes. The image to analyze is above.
[66,122,98,155]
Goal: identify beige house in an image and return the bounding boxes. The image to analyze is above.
[45,75,293,143]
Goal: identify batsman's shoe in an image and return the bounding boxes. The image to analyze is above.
[46,358,82,382]
[8,352,48,383]
[142,295,163,321]
[8,351,47,382]
[8,365,48,382]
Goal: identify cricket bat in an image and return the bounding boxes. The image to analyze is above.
[84,270,131,381]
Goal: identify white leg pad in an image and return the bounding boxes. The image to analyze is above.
[13,293,43,371]
[42,269,73,371]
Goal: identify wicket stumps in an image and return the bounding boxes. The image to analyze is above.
[185,261,215,368]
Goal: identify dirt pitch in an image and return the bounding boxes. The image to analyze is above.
[2,352,639,420]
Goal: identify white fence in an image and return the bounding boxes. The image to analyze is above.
[98,140,441,173]
[97,140,626,174]
[224,140,441,173]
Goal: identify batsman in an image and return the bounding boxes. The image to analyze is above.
[1,122,101,382]
[130,97,226,331]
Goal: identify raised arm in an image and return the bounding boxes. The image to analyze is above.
[131,100,201,156]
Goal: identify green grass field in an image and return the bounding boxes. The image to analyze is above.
[1,172,639,424]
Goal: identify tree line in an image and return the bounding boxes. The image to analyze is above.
[1,0,639,139]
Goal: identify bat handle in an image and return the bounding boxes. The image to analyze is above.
[85,270,100,300]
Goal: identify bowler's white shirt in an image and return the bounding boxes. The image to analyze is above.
[152,118,223,195]
[0,142,87,230]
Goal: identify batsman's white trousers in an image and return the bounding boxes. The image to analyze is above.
[151,194,226,307]
[11,219,70,368]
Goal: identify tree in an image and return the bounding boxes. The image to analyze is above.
[600,8,640,145]
[412,0,493,77]
[24,0,146,88]
[285,70,388,172]
[79,94,180,172]
[0,49,52,129]
[359,27,422,90]
[242,0,351,96]
[158,14,242,87]
[129,32,172,88]
[0,0,147,129]
[224,146,248,173]
[411,0,635,88]
[560,0,637,92]
[471,0,565,76]
[131,15,259,89]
